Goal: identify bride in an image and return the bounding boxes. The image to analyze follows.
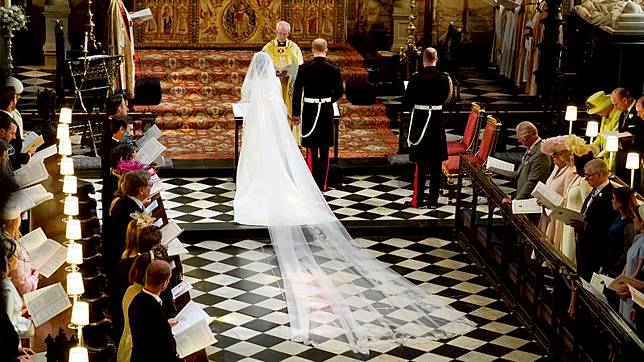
[234,52,475,354]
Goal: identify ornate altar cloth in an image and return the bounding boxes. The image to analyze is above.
[133,0,347,48]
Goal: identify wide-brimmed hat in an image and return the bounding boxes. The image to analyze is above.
[586,91,612,115]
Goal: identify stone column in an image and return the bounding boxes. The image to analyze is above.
[391,0,411,52]
[42,0,71,68]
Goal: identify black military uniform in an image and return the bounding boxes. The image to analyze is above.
[403,66,452,208]
[292,56,343,190]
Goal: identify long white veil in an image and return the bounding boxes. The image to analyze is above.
[234,52,475,354]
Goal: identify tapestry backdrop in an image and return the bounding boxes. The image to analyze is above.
[133,0,347,48]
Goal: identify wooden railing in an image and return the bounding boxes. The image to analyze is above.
[455,155,644,360]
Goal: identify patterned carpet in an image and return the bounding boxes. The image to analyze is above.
[160,127,398,160]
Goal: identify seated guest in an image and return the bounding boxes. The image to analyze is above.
[561,142,595,266]
[0,141,18,208]
[515,121,551,200]
[0,246,33,361]
[101,144,136,250]
[586,90,620,166]
[118,245,169,362]
[538,136,577,247]
[618,204,644,330]
[604,187,637,278]
[0,86,31,170]
[611,87,642,182]
[106,171,151,278]
[115,222,164,315]
[0,111,18,174]
[1,206,38,296]
[129,259,181,362]
[570,159,617,280]
[106,171,151,342]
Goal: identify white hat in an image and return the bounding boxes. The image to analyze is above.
[2,205,20,220]
[4,76,23,94]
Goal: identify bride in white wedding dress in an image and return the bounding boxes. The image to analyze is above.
[234,52,475,354]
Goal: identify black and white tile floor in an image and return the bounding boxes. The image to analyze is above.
[179,237,545,361]
[86,174,516,224]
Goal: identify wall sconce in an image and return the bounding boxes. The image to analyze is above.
[57,123,70,140]
[66,242,83,265]
[58,139,72,156]
[68,346,88,362]
[66,219,82,240]
[60,157,74,176]
[585,121,599,143]
[565,106,577,135]
[59,108,72,124]
[66,272,85,296]
[606,135,619,171]
[63,176,78,194]
[64,196,79,216]
[70,301,89,327]
[626,152,640,189]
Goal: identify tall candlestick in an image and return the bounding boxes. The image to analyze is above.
[4,1,11,9]
[84,32,88,52]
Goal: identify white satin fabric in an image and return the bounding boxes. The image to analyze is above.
[234,52,475,354]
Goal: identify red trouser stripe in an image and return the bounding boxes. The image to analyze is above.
[323,155,330,192]
[411,164,419,207]
[306,149,313,173]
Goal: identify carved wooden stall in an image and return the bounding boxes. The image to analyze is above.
[455,156,644,359]
[565,12,644,105]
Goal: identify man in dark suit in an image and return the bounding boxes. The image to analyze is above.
[129,259,181,362]
[0,86,30,170]
[106,170,150,342]
[514,121,551,200]
[611,87,642,182]
[292,38,344,191]
[402,47,453,209]
[570,159,617,281]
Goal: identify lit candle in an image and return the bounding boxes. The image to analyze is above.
[84,32,88,51]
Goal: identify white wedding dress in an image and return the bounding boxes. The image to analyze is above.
[234,52,475,354]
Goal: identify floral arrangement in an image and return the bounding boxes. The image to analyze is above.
[114,158,158,180]
[0,5,28,32]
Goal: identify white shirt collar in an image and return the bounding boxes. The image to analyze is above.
[0,109,13,118]
[142,288,162,305]
[128,195,144,211]
[627,100,636,113]
[595,179,610,194]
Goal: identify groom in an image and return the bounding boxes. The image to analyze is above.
[292,38,344,191]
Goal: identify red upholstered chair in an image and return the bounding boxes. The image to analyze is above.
[443,115,501,185]
[447,102,483,156]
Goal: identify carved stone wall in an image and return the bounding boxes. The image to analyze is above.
[133,0,347,48]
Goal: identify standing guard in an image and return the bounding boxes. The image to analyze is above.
[292,38,344,191]
[403,47,453,209]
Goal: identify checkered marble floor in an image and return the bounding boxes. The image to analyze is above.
[87,174,515,224]
[180,236,545,361]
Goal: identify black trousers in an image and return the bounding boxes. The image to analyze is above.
[412,158,442,207]
[307,146,330,191]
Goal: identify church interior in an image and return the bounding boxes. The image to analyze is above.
[1,0,644,361]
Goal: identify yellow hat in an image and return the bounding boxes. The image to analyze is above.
[586,91,612,115]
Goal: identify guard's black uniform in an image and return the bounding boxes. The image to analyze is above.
[292,56,343,190]
[403,66,452,208]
